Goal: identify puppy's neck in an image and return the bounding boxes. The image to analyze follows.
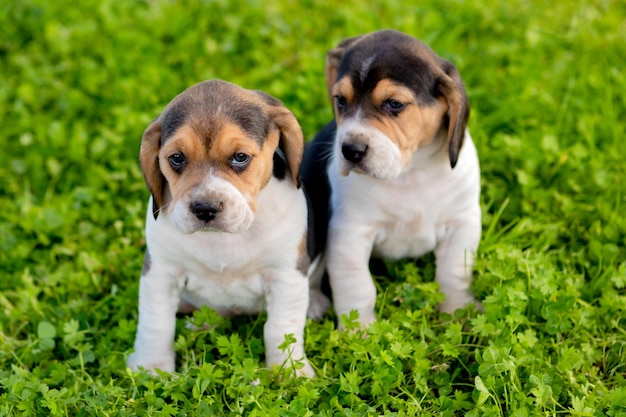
[407,130,449,170]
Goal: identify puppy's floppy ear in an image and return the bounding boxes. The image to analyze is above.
[253,91,304,187]
[269,105,304,188]
[325,35,364,99]
[437,60,470,169]
[139,117,165,219]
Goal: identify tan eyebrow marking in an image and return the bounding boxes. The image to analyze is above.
[332,76,354,102]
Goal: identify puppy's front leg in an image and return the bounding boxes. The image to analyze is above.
[127,264,182,374]
[435,218,482,314]
[327,223,377,328]
[264,272,313,377]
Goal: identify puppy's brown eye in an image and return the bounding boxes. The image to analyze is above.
[231,153,251,172]
[168,153,186,172]
[335,95,347,111]
[384,99,405,113]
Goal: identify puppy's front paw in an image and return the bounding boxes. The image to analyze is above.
[267,356,316,378]
[267,358,315,378]
[127,351,175,375]
[438,294,483,315]
[307,289,331,320]
[297,359,316,378]
[337,309,376,331]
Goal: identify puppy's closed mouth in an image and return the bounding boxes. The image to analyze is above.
[340,164,366,177]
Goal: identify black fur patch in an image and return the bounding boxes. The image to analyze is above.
[337,32,439,110]
[161,100,190,143]
[272,149,287,180]
[299,120,335,260]
[300,121,336,300]
[228,102,270,144]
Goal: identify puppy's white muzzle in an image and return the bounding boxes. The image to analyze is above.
[335,118,402,180]
[171,176,255,234]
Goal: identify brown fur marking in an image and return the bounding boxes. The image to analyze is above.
[367,80,448,164]
[296,234,310,275]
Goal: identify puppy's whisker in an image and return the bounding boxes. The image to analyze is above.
[153,205,167,216]
[305,145,334,164]
[315,149,334,164]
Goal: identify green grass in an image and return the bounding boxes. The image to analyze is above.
[1,0,625,415]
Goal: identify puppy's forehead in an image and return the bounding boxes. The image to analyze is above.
[337,31,441,104]
[160,80,271,145]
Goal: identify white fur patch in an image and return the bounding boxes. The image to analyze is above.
[327,132,482,324]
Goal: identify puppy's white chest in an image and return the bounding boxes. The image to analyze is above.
[373,203,439,259]
[181,262,266,316]
[373,210,437,258]
[151,229,270,314]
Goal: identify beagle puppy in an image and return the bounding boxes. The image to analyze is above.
[301,30,481,327]
[128,79,328,377]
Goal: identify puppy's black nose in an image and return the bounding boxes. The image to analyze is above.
[190,201,222,222]
[341,142,368,163]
